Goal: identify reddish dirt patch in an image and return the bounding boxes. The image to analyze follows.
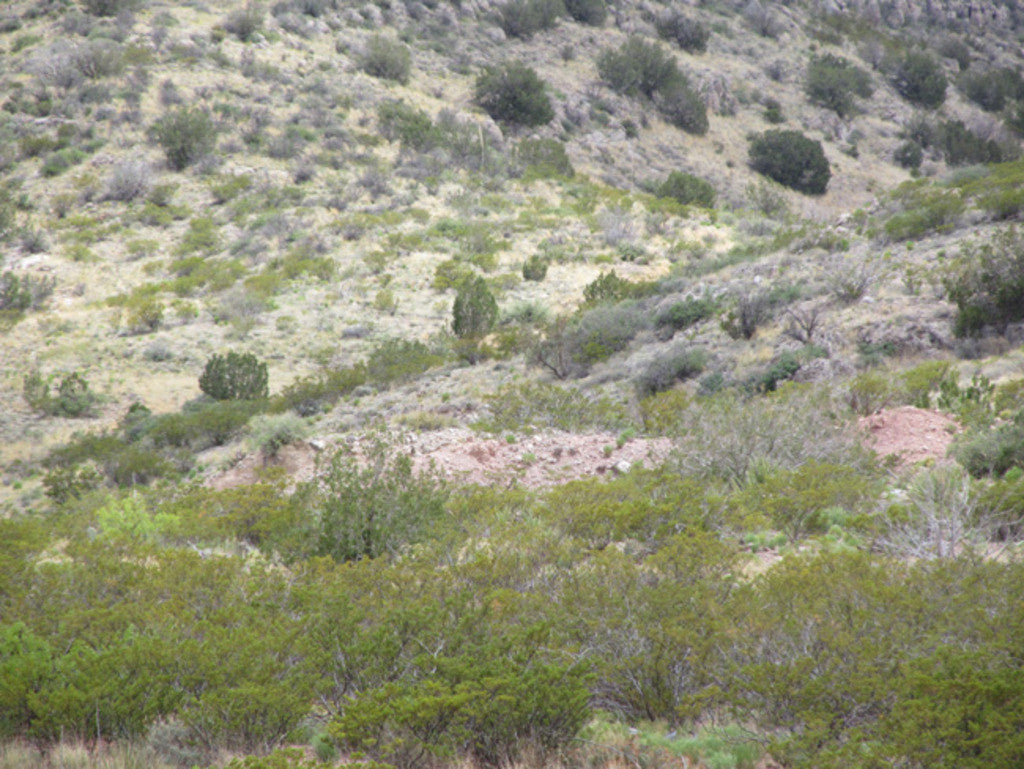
[858,406,960,467]
[208,429,675,490]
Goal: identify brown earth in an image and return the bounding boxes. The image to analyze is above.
[858,406,960,468]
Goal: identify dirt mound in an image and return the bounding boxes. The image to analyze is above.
[858,406,960,467]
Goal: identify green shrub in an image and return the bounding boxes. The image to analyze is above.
[943,227,1024,337]
[890,51,947,109]
[655,11,709,53]
[563,0,605,26]
[366,338,444,385]
[721,291,771,340]
[248,413,308,457]
[224,2,265,42]
[805,53,873,117]
[522,254,549,281]
[656,295,718,330]
[884,187,964,241]
[474,62,554,127]
[359,35,411,84]
[378,100,438,150]
[516,138,574,178]
[953,413,1024,477]
[200,351,269,401]
[597,36,679,99]
[452,276,498,339]
[496,0,564,39]
[582,270,657,306]
[940,120,1005,166]
[748,129,831,195]
[636,345,708,395]
[82,0,137,15]
[299,434,448,562]
[655,77,708,135]
[144,400,262,451]
[271,365,366,416]
[958,66,1024,112]
[152,107,218,171]
[23,370,97,418]
[477,381,630,433]
[657,171,716,207]
[894,140,923,170]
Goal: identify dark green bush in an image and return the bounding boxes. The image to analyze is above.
[145,400,263,451]
[452,276,498,339]
[939,120,1005,166]
[152,108,218,171]
[474,62,554,128]
[953,412,1024,477]
[805,53,873,117]
[763,98,784,124]
[943,227,1024,337]
[894,140,923,170]
[655,11,709,53]
[958,67,1024,113]
[522,254,549,281]
[748,129,831,195]
[655,77,708,135]
[657,171,716,207]
[496,0,564,39]
[360,35,411,84]
[199,352,269,401]
[597,37,679,99]
[890,51,947,109]
[271,366,366,416]
[563,0,605,26]
[82,0,137,15]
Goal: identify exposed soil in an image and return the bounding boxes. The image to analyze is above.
[858,406,960,468]
[209,428,675,490]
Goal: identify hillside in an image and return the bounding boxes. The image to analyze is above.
[3,0,1024,768]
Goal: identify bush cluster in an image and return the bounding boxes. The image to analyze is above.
[200,352,269,401]
[23,370,98,418]
[890,51,947,109]
[563,0,606,26]
[597,37,707,135]
[805,53,873,117]
[655,11,709,53]
[496,0,564,38]
[359,35,411,84]
[943,227,1024,337]
[152,107,218,171]
[474,62,554,128]
[656,171,716,207]
[748,129,831,195]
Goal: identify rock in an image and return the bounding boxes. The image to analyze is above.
[614,460,632,474]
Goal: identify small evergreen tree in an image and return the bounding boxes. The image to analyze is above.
[452,276,498,339]
[200,352,269,401]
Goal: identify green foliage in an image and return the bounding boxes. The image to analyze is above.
[944,227,1024,336]
[516,138,574,179]
[953,412,1024,477]
[657,171,716,207]
[224,2,265,42]
[884,186,964,241]
[299,434,448,562]
[378,100,438,150]
[360,35,411,84]
[474,62,554,127]
[656,294,719,331]
[271,366,366,416]
[655,11,709,53]
[477,380,630,433]
[522,254,549,281]
[22,370,98,418]
[636,345,708,395]
[452,275,498,340]
[748,130,831,195]
[0,622,53,739]
[152,108,218,171]
[582,270,657,306]
[82,0,138,15]
[248,413,308,457]
[200,352,269,401]
[958,66,1024,112]
[805,53,873,117]
[563,0,606,26]
[894,140,923,170]
[939,119,1007,166]
[890,51,947,108]
[366,338,444,386]
[496,0,564,39]
[598,37,678,98]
